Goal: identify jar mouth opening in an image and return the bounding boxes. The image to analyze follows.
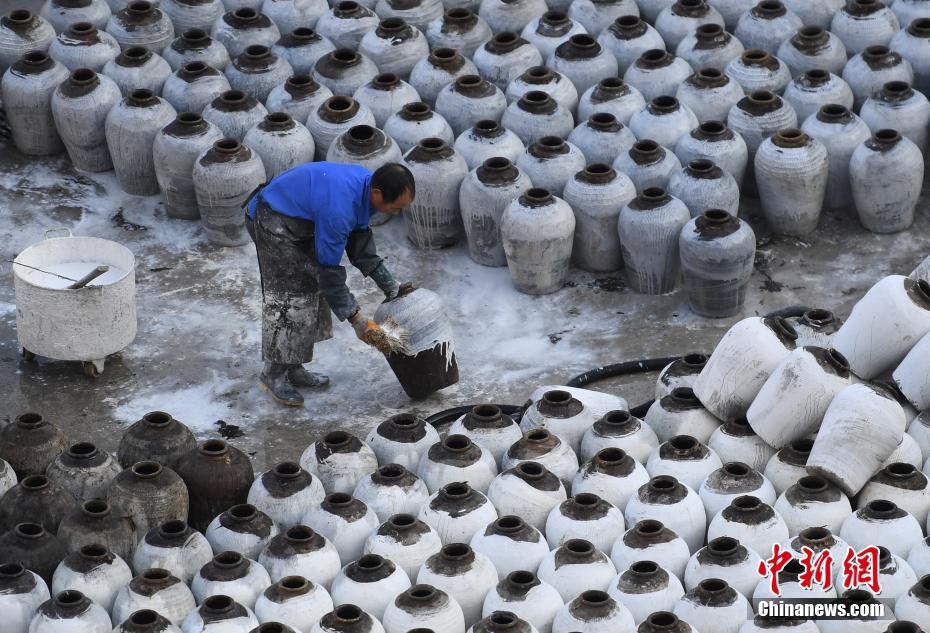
[494,515,525,533]
[542,389,571,404]
[492,31,518,45]
[526,429,551,442]
[245,44,271,58]
[631,560,659,575]
[446,7,472,19]
[402,102,430,116]
[474,120,501,133]
[55,590,86,607]
[489,612,518,627]
[722,461,750,477]
[374,72,399,88]
[389,513,416,528]
[69,21,95,34]
[22,52,49,65]
[79,543,109,559]
[213,551,244,568]
[232,7,257,19]
[325,492,352,507]
[697,68,723,80]
[159,520,187,537]
[442,434,472,452]
[82,500,110,516]
[256,624,288,633]
[589,113,617,128]
[142,411,173,427]
[291,27,315,39]
[265,112,292,125]
[874,128,902,144]
[538,136,564,149]
[635,519,664,535]
[182,28,208,42]
[708,537,739,556]
[456,74,482,88]
[441,543,472,559]
[127,1,152,14]
[508,570,537,586]
[732,495,761,510]
[569,33,596,47]
[670,387,699,405]
[742,48,770,64]
[649,475,678,491]
[599,77,624,90]
[70,68,97,85]
[669,434,698,451]
[696,23,722,36]
[516,461,544,478]
[178,112,203,124]
[910,17,930,35]
[866,499,898,517]
[697,121,725,136]
[441,482,470,497]
[683,352,707,366]
[335,604,363,621]
[6,9,33,22]
[22,474,49,490]
[634,140,660,153]
[798,475,828,493]
[228,504,257,520]
[806,69,829,81]
[431,47,456,60]
[472,403,503,418]
[603,410,631,425]
[142,568,171,581]
[14,523,44,539]
[332,49,359,63]
[379,16,405,30]
[203,595,234,613]
[820,103,849,119]
[642,48,667,62]
[885,462,916,478]
[584,163,613,178]
[580,590,609,607]
[201,438,229,455]
[67,442,98,459]
[749,90,776,104]
[285,525,315,541]
[757,0,784,13]
[525,187,553,203]
[123,46,150,61]
[377,464,406,480]
[616,15,641,28]
[323,430,351,447]
[565,539,595,555]
[596,447,627,465]
[688,158,715,174]
[799,526,831,543]
[0,563,25,578]
[357,554,385,570]
[698,578,728,592]
[273,461,302,478]
[407,585,436,601]
[648,612,679,629]
[287,74,314,88]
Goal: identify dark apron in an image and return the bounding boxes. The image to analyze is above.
[246,202,334,365]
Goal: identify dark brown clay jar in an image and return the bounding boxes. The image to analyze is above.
[0,522,65,584]
[117,411,197,470]
[57,499,136,561]
[0,474,77,534]
[107,461,190,544]
[176,439,255,532]
[0,412,69,477]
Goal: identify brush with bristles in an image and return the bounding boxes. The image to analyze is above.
[367,317,412,355]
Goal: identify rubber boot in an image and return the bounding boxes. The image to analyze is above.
[260,362,304,406]
[289,365,330,387]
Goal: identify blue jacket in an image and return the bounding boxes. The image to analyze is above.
[247,162,374,267]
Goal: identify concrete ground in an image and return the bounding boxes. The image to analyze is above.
[1,129,929,470]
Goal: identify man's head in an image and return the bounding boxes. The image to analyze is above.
[370,163,415,215]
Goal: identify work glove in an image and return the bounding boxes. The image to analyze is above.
[370,262,399,299]
[386,282,416,301]
[350,311,379,341]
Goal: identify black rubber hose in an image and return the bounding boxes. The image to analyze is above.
[565,357,681,388]
[763,305,811,319]
[426,404,525,427]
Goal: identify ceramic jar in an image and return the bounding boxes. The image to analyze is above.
[253,576,334,633]
[780,0,844,28]
[773,475,852,535]
[192,137,266,246]
[162,0,225,34]
[57,500,135,561]
[105,89,178,195]
[191,550,272,609]
[117,412,196,472]
[788,308,843,347]
[562,163,635,273]
[733,0,802,55]
[453,120,524,171]
[48,22,119,71]
[693,316,798,421]
[625,475,707,552]
[500,90,574,145]
[105,1,174,51]
[382,584,465,633]
[212,8,281,59]
[656,355,707,401]
[29,590,111,633]
[358,18,427,80]
[545,493,625,551]
[449,406,523,467]
[568,0,641,35]
[471,32,541,94]
[763,438,812,496]
[41,0,111,32]
[307,95,375,158]
[258,525,341,587]
[672,579,749,633]
[266,74,332,122]
[676,23,743,71]
[754,128,827,236]
[436,75,507,136]
[381,102,453,154]
[225,44,293,101]
[830,0,901,56]
[834,275,930,378]
[521,10,584,60]
[401,137,469,248]
[51,543,132,613]
[892,18,930,95]
[362,414,437,472]
[515,136,586,196]
[409,47,478,107]
[851,128,923,234]
[678,209,755,318]
[698,462,776,522]
[163,28,231,71]
[241,111,315,178]
[131,520,213,583]
[707,419,774,472]
[311,605,386,633]
[645,435,723,492]
[537,538,617,602]
[271,28,333,76]
[50,68,120,171]
[674,68,742,124]
[845,45,914,112]
[428,8,492,57]
[375,0,444,31]
[668,159,739,218]
[546,33,618,96]
[746,346,851,448]
[481,571,562,633]
[707,494,789,557]
[630,96,699,150]
[45,442,121,502]
[521,389,597,454]
[860,81,930,154]
[353,73,420,128]
[112,569,195,626]
[0,562,50,633]
[353,464,430,522]
[504,429,579,487]
[551,589,635,633]
[0,523,64,585]
[504,65,579,115]
[312,48,378,97]
[364,513,443,582]
[724,48,791,95]
[727,90,797,164]
[469,516,550,577]
[580,411,659,464]
[176,439,254,532]
[569,114,636,166]
[487,462,566,531]
[608,562,685,624]
[798,104,874,211]
[1,52,68,156]
[0,10,55,73]
[610,519,691,579]
[783,69,854,125]
[417,482,499,545]
[205,504,279,559]
[500,188,576,295]
[572,448,650,511]
[331,556,410,620]
[102,46,172,95]
[314,1,376,49]
[645,390,721,445]
[478,0,547,33]
[326,125,402,193]
[153,112,225,220]
[107,461,189,545]
[416,544,498,627]
[624,49,693,103]
[458,157,532,267]
[180,594,260,632]
[840,499,923,558]
[618,187,691,295]
[417,435,498,493]
[683,536,761,598]
[809,382,907,495]
[202,88,269,139]
[614,140,682,194]
[777,26,847,77]
[301,493,381,564]
[297,430,378,495]
[860,462,930,529]
[656,0,724,50]
[597,15,666,74]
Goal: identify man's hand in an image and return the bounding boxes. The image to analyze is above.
[386,282,416,300]
[350,311,384,344]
